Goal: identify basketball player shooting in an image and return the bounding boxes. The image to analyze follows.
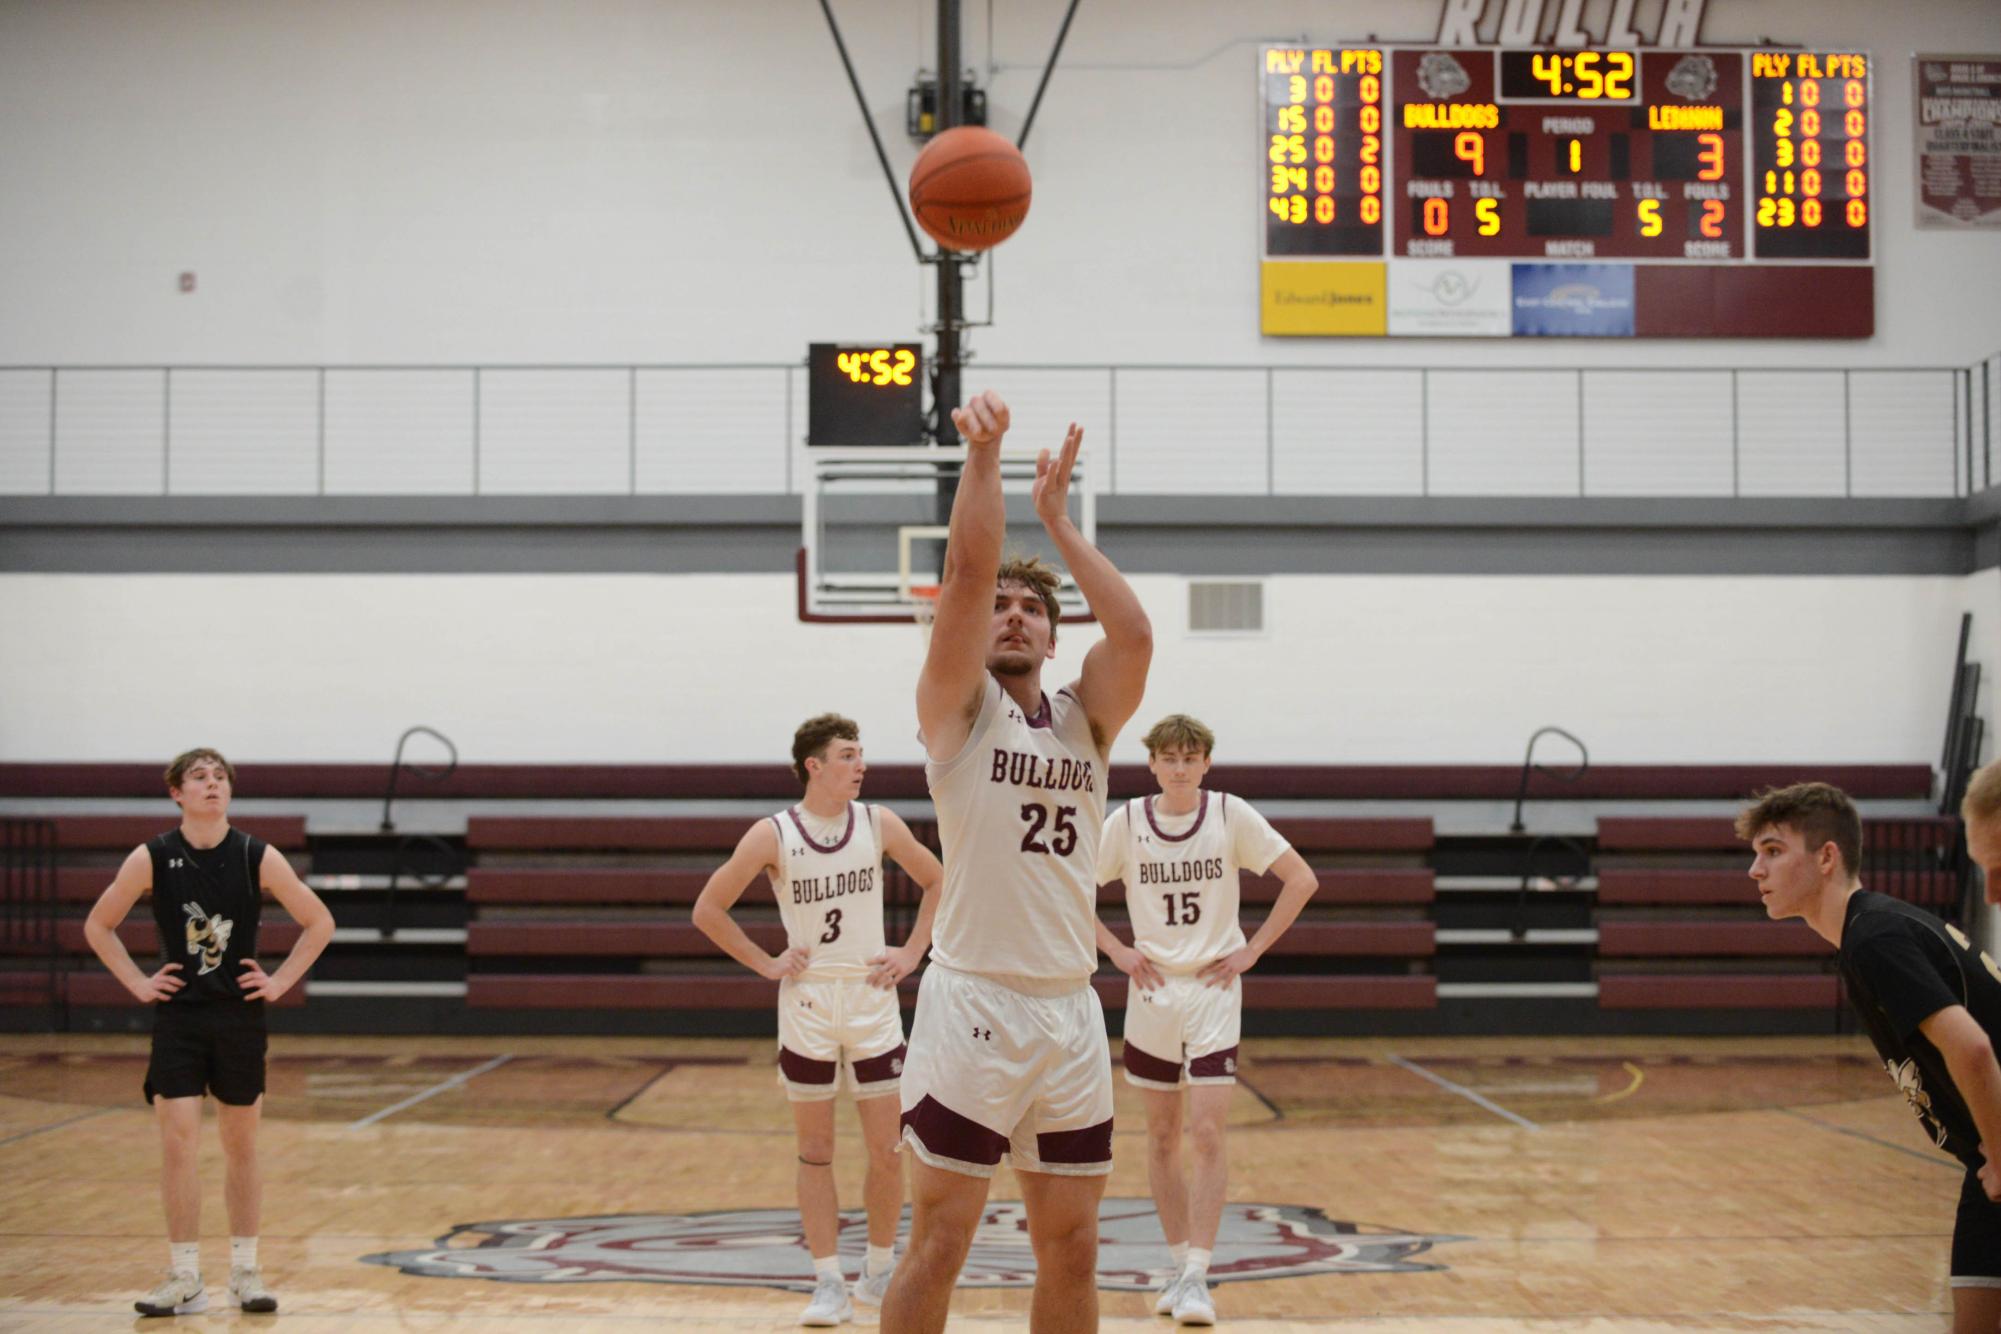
[882,391,1153,1334]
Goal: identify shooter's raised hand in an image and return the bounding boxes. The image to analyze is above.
[1032,422,1082,529]
[951,390,1010,453]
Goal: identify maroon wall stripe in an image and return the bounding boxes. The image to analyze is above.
[3,762,1932,802]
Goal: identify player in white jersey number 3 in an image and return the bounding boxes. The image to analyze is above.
[1096,714,1321,1325]
[883,391,1153,1334]
[692,714,942,1326]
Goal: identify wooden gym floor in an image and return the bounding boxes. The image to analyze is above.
[0,1031,1966,1331]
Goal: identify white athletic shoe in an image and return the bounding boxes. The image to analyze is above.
[800,1272,854,1326]
[134,1269,207,1317]
[1153,1274,1184,1316]
[229,1264,278,1313]
[852,1260,895,1308]
[1172,1276,1217,1326]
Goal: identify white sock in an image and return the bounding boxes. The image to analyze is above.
[813,1254,843,1280]
[1168,1241,1189,1272]
[169,1241,200,1278]
[1183,1247,1212,1281]
[230,1236,257,1270]
[866,1243,895,1276]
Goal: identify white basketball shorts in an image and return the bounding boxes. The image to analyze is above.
[1119,973,1242,1090]
[776,975,907,1102]
[899,964,1114,1177]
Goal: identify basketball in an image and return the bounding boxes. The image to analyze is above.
[907,125,1032,252]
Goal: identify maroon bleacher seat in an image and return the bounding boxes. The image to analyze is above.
[1597,869,1754,905]
[1598,974,1837,1008]
[51,816,307,852]
[1268,817,1433,853]
[466,816,746,852]
[1598,921,1831,957]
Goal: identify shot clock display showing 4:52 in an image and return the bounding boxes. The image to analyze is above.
[805,342,925,447]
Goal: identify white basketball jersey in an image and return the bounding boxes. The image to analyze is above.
[767,802,887,981]
[925,675,1107,983]
[1098,792,1290,972]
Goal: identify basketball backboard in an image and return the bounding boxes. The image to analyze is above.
[797,446,1097,625]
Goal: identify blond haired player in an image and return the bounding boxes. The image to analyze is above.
[1096,714,1319,1325]
[883,392,1153,1334]
[692,714,942,1326]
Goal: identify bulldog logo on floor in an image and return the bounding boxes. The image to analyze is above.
[363,1200,1462,1290]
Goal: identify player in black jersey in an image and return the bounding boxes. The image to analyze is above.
[1739,782,2001,1330]
[83,749,335,1318]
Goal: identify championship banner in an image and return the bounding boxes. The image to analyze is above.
[1915,55,2001,229]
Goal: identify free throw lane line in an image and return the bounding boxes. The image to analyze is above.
[349,1053,513,1130]
[1387,1053,1542,1131]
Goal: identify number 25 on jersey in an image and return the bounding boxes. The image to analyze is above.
[1020,803,1079,855]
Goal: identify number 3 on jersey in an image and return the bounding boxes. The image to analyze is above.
[820,908,842,943]
[1019,803,1079,856]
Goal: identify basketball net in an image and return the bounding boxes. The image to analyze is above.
[911,585,940,648]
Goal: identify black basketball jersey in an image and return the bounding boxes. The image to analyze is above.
[1839,889,2001,1172]
[146,827,266,1004]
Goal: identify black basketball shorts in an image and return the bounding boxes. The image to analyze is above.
[143,1001,267,1106]
[1954,1167,2001,1286]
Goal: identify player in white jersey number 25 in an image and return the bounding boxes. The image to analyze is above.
[692,714,942,1325]
[884,391,1153,1334]
[1095,713,1321,1325]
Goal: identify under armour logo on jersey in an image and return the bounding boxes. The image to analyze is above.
[169,858,185,868]
[972,1026,992,1042]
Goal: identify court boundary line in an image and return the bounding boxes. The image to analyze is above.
[349,1053,513,1130]
[0,1106,115,1149]
[1387,1053,1542,1131]
[605,1063,674,1123]
[1778,1106,1961,1170]
[1234,1073,1285,1122]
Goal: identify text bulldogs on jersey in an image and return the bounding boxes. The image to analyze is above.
[789,867,876,904]
[990,750,1096,792]
[1137,858,1227,885]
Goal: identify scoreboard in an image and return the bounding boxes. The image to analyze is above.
[1259,44,1874,336]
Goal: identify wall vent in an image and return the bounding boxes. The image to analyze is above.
[1187,580,1265,635]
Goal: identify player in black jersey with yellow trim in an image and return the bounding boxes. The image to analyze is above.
[83,749,335,1318]
[1739,782,2001,1331]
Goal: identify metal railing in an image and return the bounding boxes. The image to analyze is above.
[378,727,462,940]
[1,352,1993,500]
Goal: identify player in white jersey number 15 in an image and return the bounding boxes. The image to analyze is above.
[885,391,1153,1334]
[1096,714,1321,1325]
[691,714,942,1325]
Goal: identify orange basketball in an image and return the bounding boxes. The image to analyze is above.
[908,126,1032,252]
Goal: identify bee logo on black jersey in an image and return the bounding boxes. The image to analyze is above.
[182,902,233,975]
[1887,1057,1949,1149]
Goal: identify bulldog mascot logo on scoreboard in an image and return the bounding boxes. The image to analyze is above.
[364,1201,1463,1291]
